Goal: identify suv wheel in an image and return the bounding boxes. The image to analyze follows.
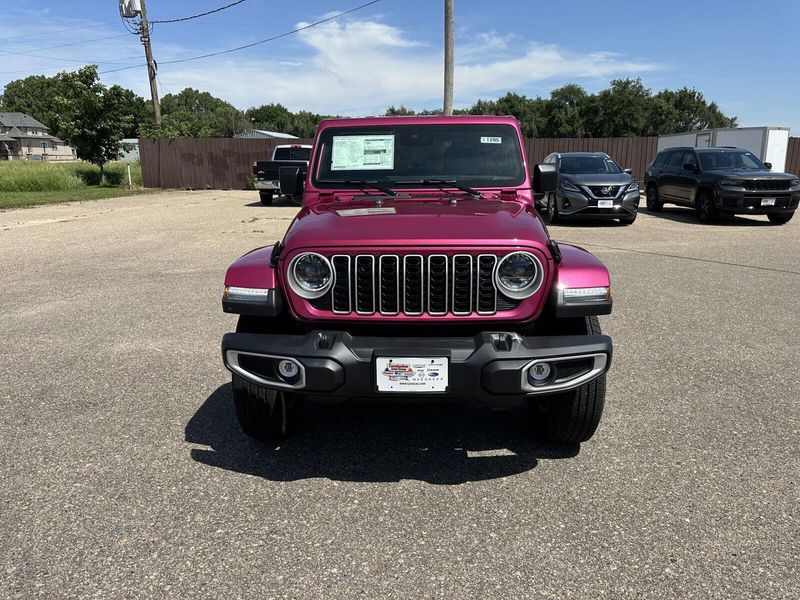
[767,212,794,225]
[545,193,559,225]
[696,189,717,224]
[646,185,662,211]
[232,375,304,440]
[528,316,606,444]
[259,191,273,205]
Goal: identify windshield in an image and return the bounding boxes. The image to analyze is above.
[698,150,767,171]
[312,123,525,189]
[559,156,622,175]
[274,146,311,161]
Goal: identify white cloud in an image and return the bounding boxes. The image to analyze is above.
[135,19,658,114]
[2,14,659,116]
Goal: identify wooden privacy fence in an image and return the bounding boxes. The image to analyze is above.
[139,137,313,189]
[139,135,800,190]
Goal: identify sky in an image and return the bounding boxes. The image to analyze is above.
[1,0,798,132]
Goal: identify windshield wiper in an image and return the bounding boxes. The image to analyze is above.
[393,179,481,198]
[316,179,397,197]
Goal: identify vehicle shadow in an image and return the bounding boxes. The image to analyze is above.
[244,196,301,208]
[640,206,774,226]
[185,384,579,484]
[549,217,628,228]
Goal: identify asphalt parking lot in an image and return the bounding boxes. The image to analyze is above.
[1,190,798,599]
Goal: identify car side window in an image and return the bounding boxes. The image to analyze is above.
[683,152,698,170]
[666,151,685,169]
[653,152,668,168]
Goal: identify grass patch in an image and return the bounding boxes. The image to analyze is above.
[0,186,156,210]
[0,160,143,191]
[0,160,150,208]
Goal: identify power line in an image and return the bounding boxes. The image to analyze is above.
[150,0,248,24]
[99,0,383,75]
[0,23,118,42]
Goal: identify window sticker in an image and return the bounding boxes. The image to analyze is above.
[480,136,502,144]
[332,135,395,170]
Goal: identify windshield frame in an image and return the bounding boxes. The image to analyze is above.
[310,123,527,190]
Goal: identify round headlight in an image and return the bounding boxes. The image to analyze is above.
[495,251,543,299]
[288,252,333,299]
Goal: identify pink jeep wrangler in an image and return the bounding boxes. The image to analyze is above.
[222,116,613,444]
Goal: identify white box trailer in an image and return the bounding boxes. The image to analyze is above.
[657,126,790,172]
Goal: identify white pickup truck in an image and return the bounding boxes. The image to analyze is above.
[252,144,312,205]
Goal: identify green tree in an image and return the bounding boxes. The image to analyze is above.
[466,92,545,137]
[148,88,247,137]
[541,84,589,137]
[51,66,135,181]
[2,69,150,139]
[584,78,651,137]
[655,87,737,131]
[245,103,294,133]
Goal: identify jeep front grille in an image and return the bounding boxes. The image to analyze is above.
[316,253,518,316]
[742,180,791,191]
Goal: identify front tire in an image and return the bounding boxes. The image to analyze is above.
[232,376,303,440]
[646,184,663,211]
[528,316,606,444]
[259,191,274,205]
[767,212,794,225]
[696,189,717,224]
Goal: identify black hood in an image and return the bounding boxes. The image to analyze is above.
[704,169,796,179]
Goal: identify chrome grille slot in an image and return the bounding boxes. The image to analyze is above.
[355,255,375,314]
[427,255,448,315]
[379,255,400,315]
[451,255,473,315]
[331,255,351,313]
[403,255,424,315]
[477,255,497,314]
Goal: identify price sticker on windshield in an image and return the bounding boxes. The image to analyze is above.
[480,136,502,144]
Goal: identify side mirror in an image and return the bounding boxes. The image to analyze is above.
[533,163,558,193]
[623,168,633,175]
[279,166,303,197]
[764,162,772,170]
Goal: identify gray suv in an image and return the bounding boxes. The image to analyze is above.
[541,152,640,225]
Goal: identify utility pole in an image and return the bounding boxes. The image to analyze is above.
[138,0,161,124]
[443,0,454,115]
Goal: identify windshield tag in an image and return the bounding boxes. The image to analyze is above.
[480,136,502,144]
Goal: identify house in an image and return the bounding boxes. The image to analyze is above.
[0,112,77,161]
[234,129,299,140]
[118,138,140,161]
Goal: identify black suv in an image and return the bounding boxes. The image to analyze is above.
[644,147,799,224]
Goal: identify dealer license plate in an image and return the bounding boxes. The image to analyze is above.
[376,357,448,392]
[761,197,776,206]
[598,200,614,208]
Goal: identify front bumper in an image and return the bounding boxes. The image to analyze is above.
[222,330,612,408]
[715,189,799,214]
[557,188,640,218]
[254,179,280,190]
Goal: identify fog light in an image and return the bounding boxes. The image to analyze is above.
[527,362,552,385]
[277,359,300,382]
